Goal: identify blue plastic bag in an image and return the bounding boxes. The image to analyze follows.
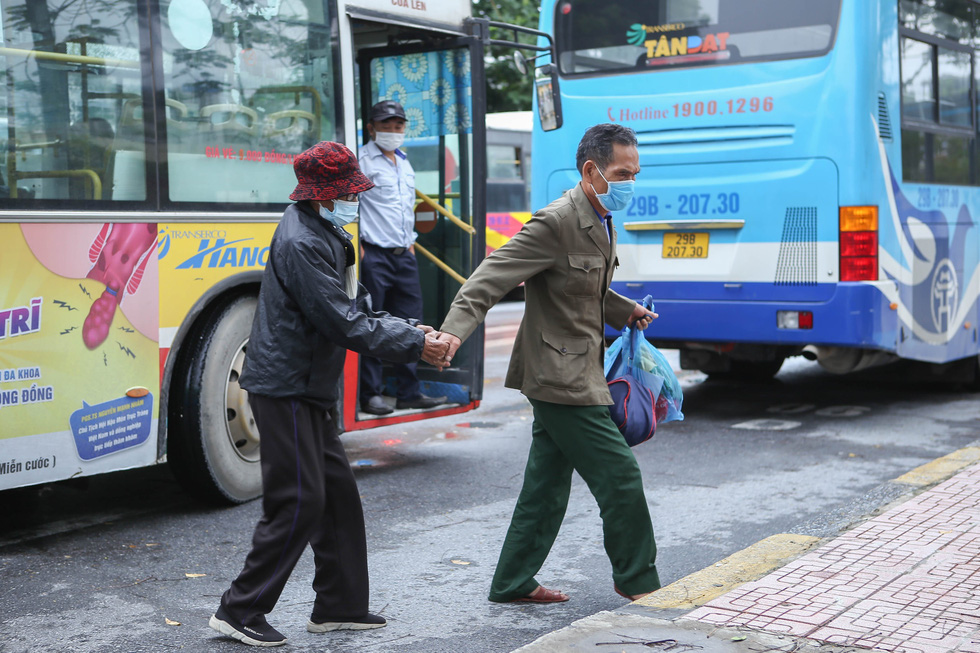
[604,296,684,445]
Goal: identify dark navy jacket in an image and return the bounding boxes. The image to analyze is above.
[239,202,424,407]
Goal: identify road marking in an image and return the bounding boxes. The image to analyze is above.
[892,446,980,487]
[732,419,802,430]
[814,405,871,417]
[767,403,816,414]
[636,534,821,610]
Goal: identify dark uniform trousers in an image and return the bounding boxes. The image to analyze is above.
[220,394,369,626]
[359,242,424,400]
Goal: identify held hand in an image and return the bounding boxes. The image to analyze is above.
[416,323,435,334]
[628,303,658,331]
[437,332,462,366]
[421,332,450,368]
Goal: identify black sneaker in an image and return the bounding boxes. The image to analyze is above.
[361,395,393,415]
[209,606,287,647]
[395,394,448,410]
[307,613,387,633]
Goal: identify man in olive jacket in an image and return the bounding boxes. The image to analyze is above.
[437,124,659,604]
[210,142,449,647]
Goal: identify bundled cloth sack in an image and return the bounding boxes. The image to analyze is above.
[604,295,684,446]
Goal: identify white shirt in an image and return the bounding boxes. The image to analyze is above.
[357,140,417,249]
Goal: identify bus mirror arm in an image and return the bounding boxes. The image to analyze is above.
[464,17,563,131]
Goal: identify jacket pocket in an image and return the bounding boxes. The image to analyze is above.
[536,330,590,390]
[564,253,604,297]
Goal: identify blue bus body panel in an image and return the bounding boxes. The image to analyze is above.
[537,0,980,365]
[607,281,898,348]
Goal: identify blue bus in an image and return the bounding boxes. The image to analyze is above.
[533,0,980,380]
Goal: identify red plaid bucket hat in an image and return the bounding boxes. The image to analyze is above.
[289,141,374,201]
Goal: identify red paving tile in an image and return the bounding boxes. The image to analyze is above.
[685,464,980,653]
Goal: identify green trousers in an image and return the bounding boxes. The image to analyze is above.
[488,398,661,601]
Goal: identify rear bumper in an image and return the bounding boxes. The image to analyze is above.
[609,280,899,350]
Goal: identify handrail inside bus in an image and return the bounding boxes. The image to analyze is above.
[624,219,745,231]
[413,242,466,285]
[414,188,476,235]
[0,46,139,69]
[7,166,103,200]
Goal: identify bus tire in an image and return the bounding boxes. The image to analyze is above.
[168,295,262,505]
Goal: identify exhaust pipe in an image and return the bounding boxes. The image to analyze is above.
[800,346,895,374]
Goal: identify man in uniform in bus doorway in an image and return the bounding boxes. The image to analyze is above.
[209,141,450,647]
[357,100,448,415]
[435,123,660,603]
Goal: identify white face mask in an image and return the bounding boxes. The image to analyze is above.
[319,200,359,227]
[374,131,405,152]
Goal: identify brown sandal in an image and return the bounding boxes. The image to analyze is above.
[511,586,570,603]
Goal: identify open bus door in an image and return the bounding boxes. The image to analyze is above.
[344,15,562,429]
[347,21,487,428]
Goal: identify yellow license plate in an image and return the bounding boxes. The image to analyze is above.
[662,232,709,258]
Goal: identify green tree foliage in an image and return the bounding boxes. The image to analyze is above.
[473,0,541,113]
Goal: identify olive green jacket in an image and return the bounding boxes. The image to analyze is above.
[440,182,636,406]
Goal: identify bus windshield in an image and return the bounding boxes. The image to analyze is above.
[555,0,842,75]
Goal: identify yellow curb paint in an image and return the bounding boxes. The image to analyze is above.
[892,447,980,487]
[634,533,821,610]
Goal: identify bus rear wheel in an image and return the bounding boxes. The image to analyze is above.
[168,295,262,504]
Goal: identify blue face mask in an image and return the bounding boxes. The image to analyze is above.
[319,199,359,227]
[591,164,635,213]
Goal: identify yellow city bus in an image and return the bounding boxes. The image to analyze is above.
[0,0,559,503]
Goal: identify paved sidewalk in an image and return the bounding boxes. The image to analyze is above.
[514,461,980,653]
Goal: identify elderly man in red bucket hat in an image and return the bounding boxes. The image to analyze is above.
[209,142,450,647]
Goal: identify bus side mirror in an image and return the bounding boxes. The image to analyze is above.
[513,50,528,76]
[535,64,563,132]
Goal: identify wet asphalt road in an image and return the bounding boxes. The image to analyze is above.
[2,300,980,652]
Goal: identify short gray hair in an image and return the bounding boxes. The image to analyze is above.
[575,123,638,174]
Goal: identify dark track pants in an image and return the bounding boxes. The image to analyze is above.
[359,244,424,401]
[488,399,661,601]
[220,394,369,626]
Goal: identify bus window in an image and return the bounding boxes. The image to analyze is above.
[157,0,341,205]
[554,0,840,75]
[0,0,146,204]
[488,144,522,179]
[899,2,979,185]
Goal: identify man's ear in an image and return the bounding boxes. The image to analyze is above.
[582,160,595,181]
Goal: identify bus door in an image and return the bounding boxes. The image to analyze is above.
[350,22,486,425]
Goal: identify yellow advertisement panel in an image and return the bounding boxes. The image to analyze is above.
[156,220,357,334]
[157,222,278,331]
[0,223,160,490]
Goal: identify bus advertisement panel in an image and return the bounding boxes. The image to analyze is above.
[0,223,159,488]
[536,0,980,381]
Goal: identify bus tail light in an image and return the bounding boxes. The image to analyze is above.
[839,206,878,281]
[841,257,877,281]
[777,310,813,330]
[840,231,877,257]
